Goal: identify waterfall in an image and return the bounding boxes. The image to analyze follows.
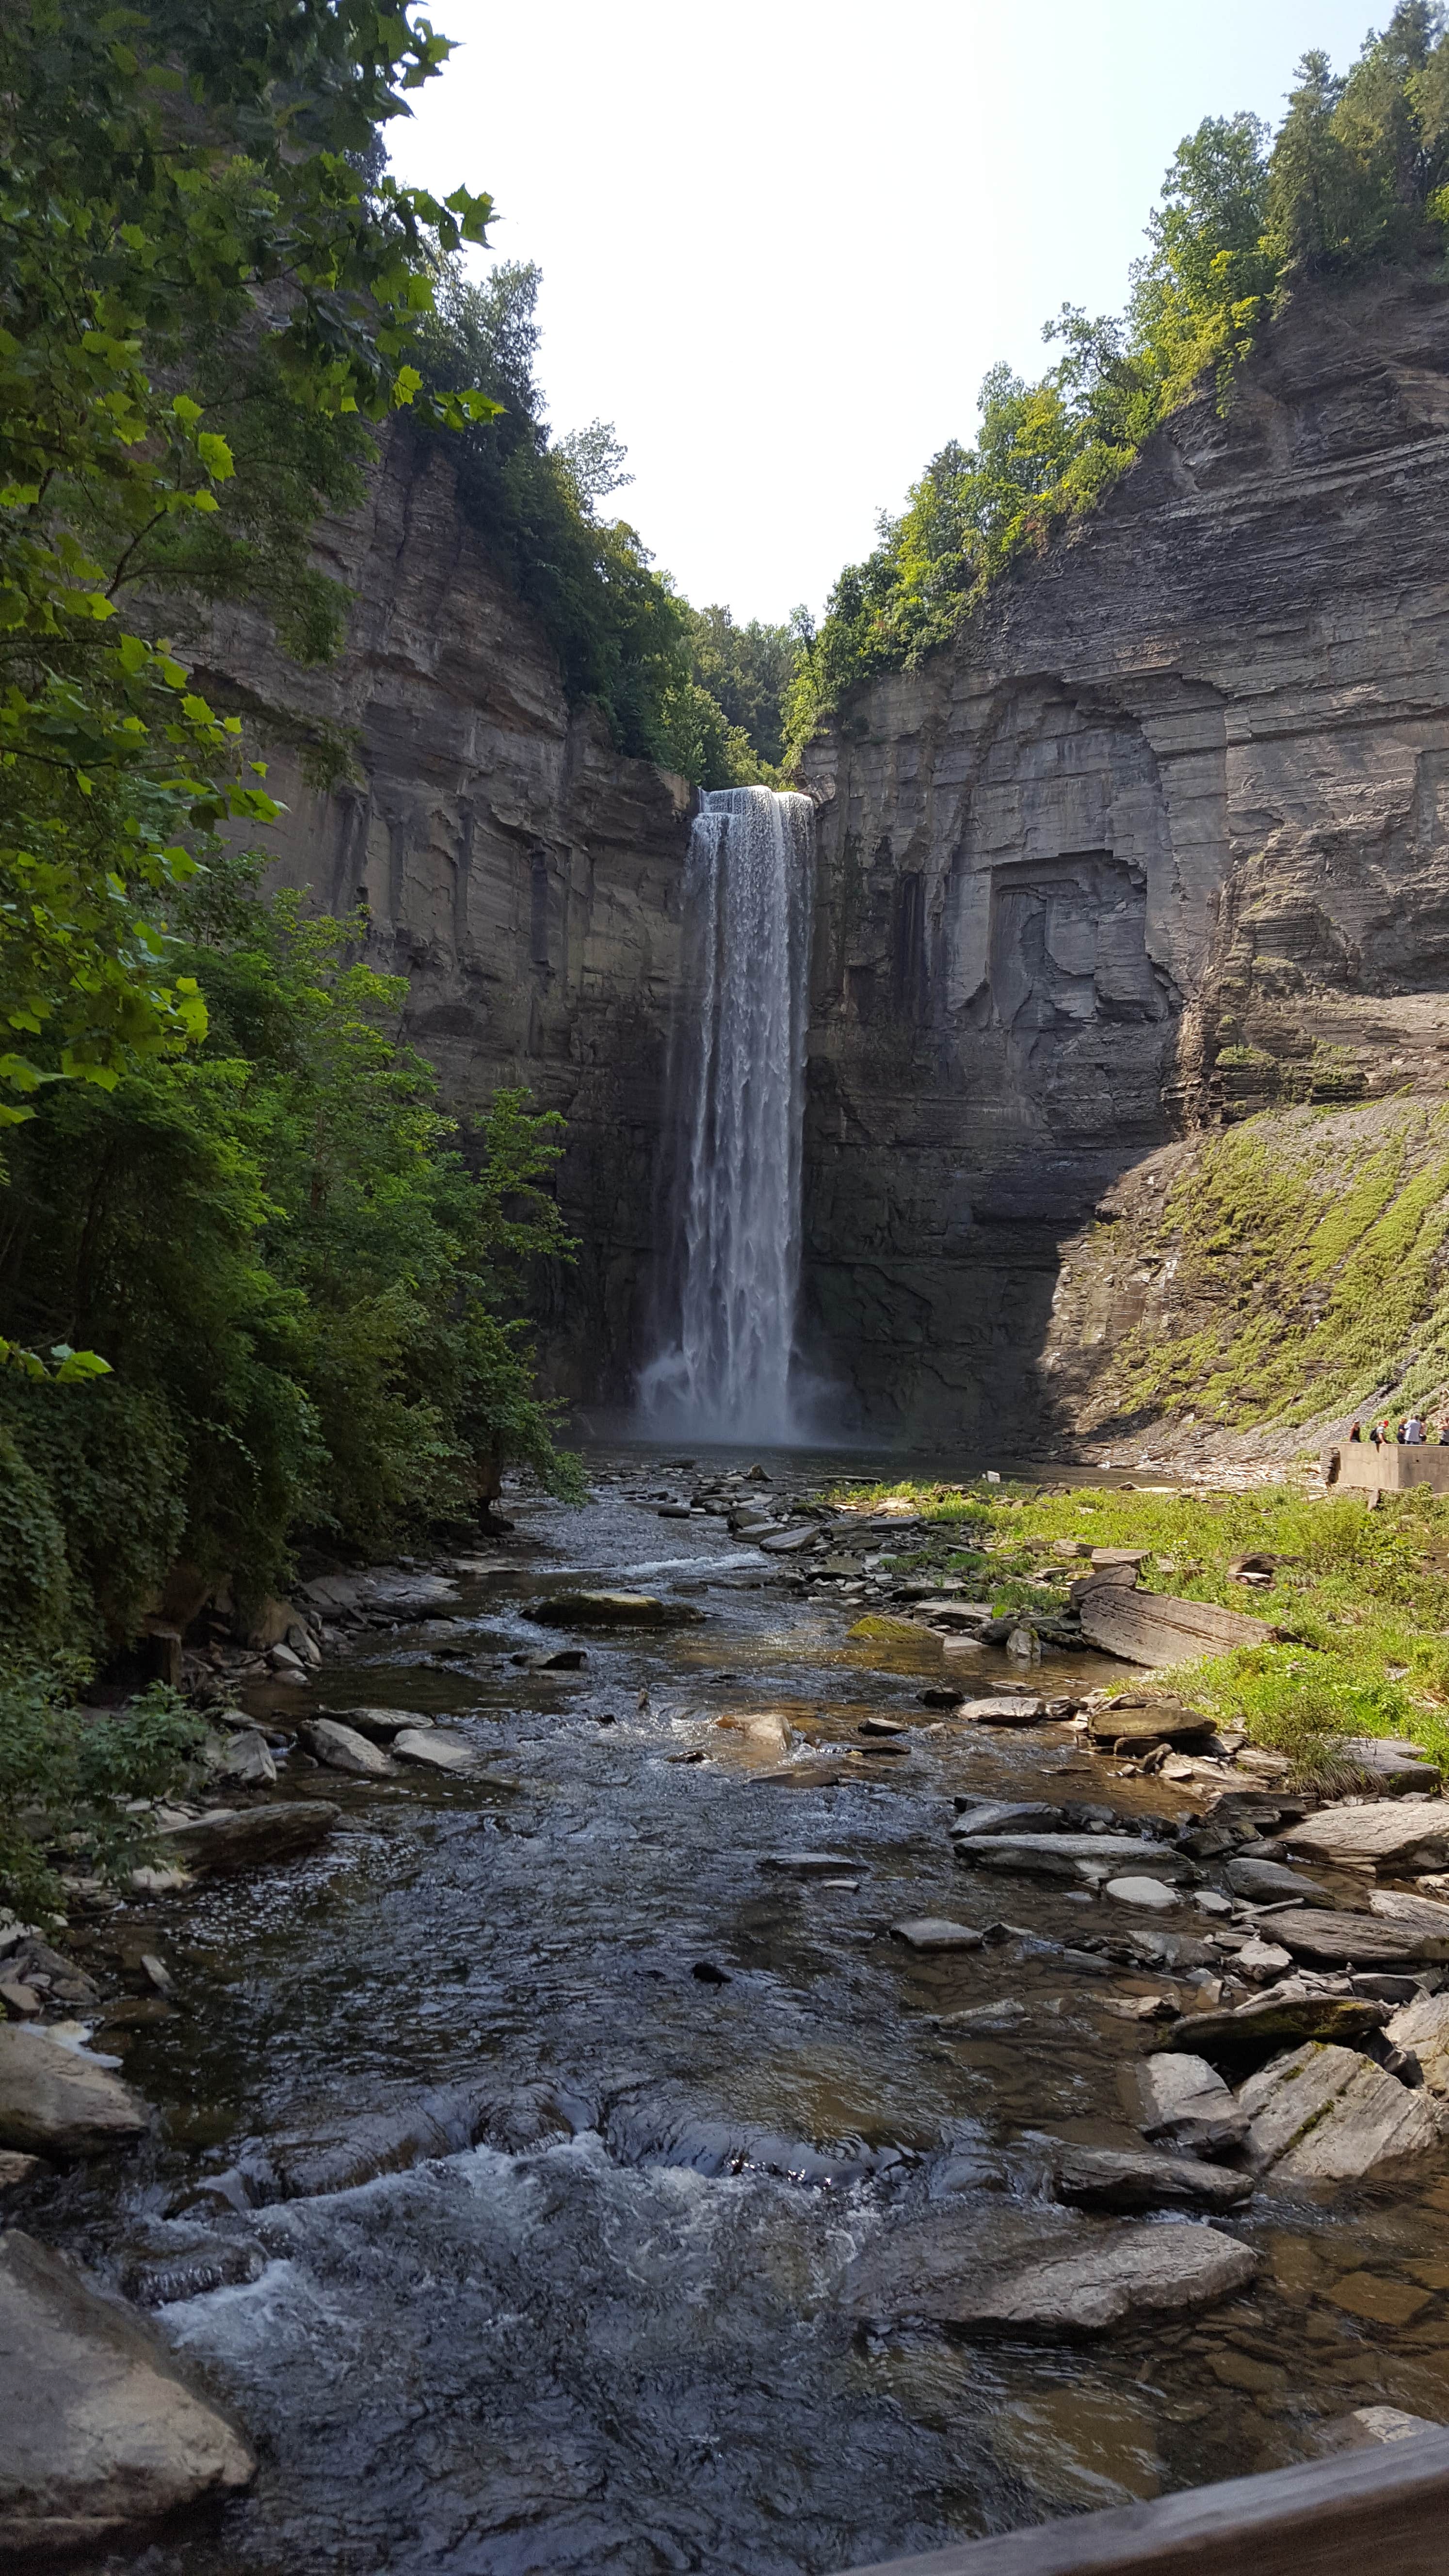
[640,785,815,1441]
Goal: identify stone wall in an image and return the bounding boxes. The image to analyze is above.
[202,426,693,1402]
[797,267,1449,1448]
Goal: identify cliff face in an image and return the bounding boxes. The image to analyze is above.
[205,429,693,1401]
[797,269,1449,1449]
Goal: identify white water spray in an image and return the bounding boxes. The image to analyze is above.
[640,786,814,1440]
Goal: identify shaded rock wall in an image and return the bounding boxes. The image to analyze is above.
[797,269,1449,1448]
[204,428,693,1401]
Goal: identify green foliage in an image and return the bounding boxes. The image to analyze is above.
[831,1473,1449,1777]
[413,260,784,784]
[0,878,583,1654]
[0,0,493,1115]
[0,1672,205,1916]
[787,7,1449,754]
[682,605,800,774]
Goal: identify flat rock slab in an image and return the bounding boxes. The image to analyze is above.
[0,2230,254,2554]
[1105,1876,1181,1911]
[298,1718,393,1778]
[760,1853,862,1877]
[1087,1695,1218,1747]
[1274,1906,1449,1967]
[757,1527,820,1554]
[332,1706,433,1741]
[1156,1993,1391,2072]
[0,2031,149,2158]
[391,1729,477,1774]
[1283,1801,1449,1871]
[1371,1887,1449,1938]
[1387,1991,1449,2094]
[160,1802,339,1875]
[1131,2052,1251,2157]
[524,1592,704,1626]
[953,1833,1190,1880]
[890,1919,984,1951]
[841,2215,1257,2335]
[952,1801,1070,1836]
[1052,2145,1252,2213]
[1238,2042,1440,2182]
[1081,1587,1275,1664]
[960,1697,1046,1727]
[1227,1855,1359,1906]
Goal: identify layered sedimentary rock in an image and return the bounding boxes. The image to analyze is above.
[797,268,1449,1443]
[205,428,692,1400]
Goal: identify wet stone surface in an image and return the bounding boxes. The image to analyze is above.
[24,1444,1449,2573]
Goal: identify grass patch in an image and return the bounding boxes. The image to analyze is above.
[825,1475,1449,1776]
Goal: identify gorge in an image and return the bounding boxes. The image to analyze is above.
[238,262,1449,1465]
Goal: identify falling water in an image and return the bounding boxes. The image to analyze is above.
[640,786,814,1440]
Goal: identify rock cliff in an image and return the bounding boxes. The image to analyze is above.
[204,426,693,1401]
[797,266,1449,1452]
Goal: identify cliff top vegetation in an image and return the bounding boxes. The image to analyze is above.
[785,1,1449,756]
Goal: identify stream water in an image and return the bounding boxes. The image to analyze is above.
[37,1447,1449,2575]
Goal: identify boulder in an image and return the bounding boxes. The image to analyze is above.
[1130,2052,1251,2157]
[1052,2145,1252,2213]
[390,1728,477,1775]
[841,2215,1257,2335]
[523,1591,704,1627]
[332,1705,433,1742]
[1237,2042,1439,2182]
[1282,1801,1449,1872]
[1086,1695,1218,1748]
[0,2030,149,2158]
[160,1802,339,1875]
[1386,1990,1449,2094]
[297,1718,394,1779]
[1272,1906,1449,1968]
[212,1729,276,1788]
[0,2229,254,2552]
[1079,1588,1275,1664]
[890,1919,983,1952]
[1341,1736,1442,1789]
[1155,1993,1391,2072]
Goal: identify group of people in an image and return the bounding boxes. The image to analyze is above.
[1348,1413,1447,1445]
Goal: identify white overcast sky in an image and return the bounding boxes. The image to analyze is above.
[388,0,1383,627]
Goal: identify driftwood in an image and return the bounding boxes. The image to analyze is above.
[1078,1581,1274,1665]
[834,2424,1449,2576]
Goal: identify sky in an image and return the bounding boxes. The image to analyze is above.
[388,0,1385,628]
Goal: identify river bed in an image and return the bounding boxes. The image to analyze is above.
[36,1447,1449,2573]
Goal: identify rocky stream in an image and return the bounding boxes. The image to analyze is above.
[12,1447,1449,2571]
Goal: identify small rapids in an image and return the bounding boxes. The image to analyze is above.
[33,1449,1449,2575]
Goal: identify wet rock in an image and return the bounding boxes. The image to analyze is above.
[1272,1906,1449,1968]
[760,1852,863,1877]
[1238,2042,1439,2181]
[847,1614,926,1644]
[929,1998,1029,2032]
[121,2237,267,2307]
[0,2151,44,2193]
[212,1729,277,1787]
[298,1718,394,1779]
[160,1801,339,1875]
[1105,1877,1181,1912]
[1131,2053,1251,2157]
[859,1714,907,1737]
[954,1833,1191,1882]
[757,1527,821,1554]
[1052,2145,1252,2213]
[1156,1994,1392,2074]
[333,1705,433,1742]
[715,1710,794,1755]
[1386,1991,1449,2093]
[526,1590,704,1626]
[840,2213,1258,2334]
[1086,1696,1217,1749]
[891,1919,984,1952]
[0,2230,255,2553]
[952,1800,1071,1836]
[690,1961,730,1985]
[1225,1855,1350,1906]
[0,2029,149,2156]
[528,1647,587,1670]
[918,1686,966,1708]
[1318,2405,1449,2451]
[391,1728,478,1775]
[1282,1800,1449,1872]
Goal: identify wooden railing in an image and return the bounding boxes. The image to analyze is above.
[835,2426,1449,2576]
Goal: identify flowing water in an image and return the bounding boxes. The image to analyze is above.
[37,1449,1449,2576]
[640,789,815,1440]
